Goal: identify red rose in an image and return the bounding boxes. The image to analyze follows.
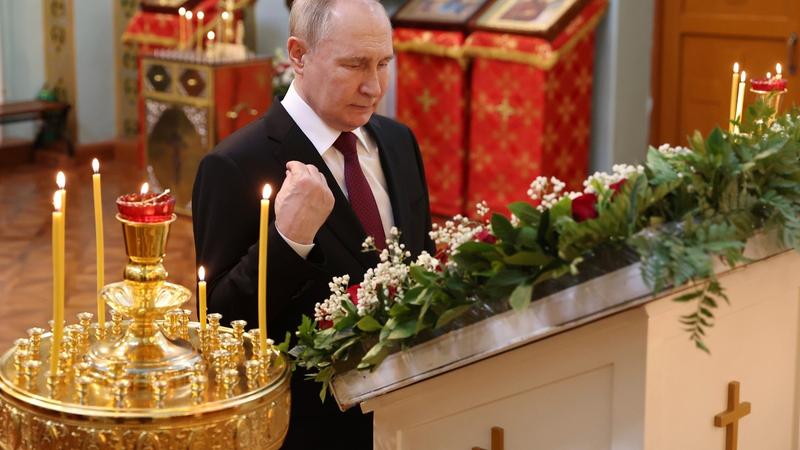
[609,179,626,193]
[572,178,627,222]
[475,228,497,244]
[571,192,598,222]
[347,284,360,306]
[318,319,333,330]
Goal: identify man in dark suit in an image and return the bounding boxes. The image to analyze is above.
[191,0,434,448]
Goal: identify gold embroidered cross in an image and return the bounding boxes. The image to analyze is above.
[714,381,751,450]
[416,89,438,113]
[495,97,516,124]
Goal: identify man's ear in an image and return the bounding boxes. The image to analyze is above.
[287,37,307,76]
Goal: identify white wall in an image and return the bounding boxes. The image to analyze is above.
[0,0,116,144]
[0,0,46,140]
[74,0,116,143]
[590,0,655,171]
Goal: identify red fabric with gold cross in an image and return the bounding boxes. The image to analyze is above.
[463,0,607,217]
[394,28,468,217]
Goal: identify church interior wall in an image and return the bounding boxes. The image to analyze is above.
[0,0,655,167]
[74,0,116,144]
[590,0,655,172]
[0,0,45,141]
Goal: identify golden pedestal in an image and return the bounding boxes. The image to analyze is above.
[0,213,291,449]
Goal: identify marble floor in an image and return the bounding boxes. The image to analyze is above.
[0,160,197,351]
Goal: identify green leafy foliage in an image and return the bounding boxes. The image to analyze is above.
[291,102,800,400]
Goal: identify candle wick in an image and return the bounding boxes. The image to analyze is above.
[141,189,171,204]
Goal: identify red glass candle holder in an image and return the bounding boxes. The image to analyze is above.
[750,78,788,93]
[116,193,176,223]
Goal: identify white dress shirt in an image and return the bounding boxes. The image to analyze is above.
[277,82,395,258]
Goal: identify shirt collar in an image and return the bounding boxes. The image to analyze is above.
[281,81,372,156]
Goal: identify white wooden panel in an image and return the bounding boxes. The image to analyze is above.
[399,365,613,450]
[644,251,800,450]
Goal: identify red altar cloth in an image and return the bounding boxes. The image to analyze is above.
[394,28,468,217]
[463,0,607,217]
[122,0,246,50]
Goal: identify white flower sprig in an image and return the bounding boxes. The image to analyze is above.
[314,274,351,323]
[656,143,692,158]
[583,164,644,195]
[526,176,581,212]
[429,215,486,268]
[315,228,443,323]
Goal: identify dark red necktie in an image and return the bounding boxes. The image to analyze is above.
[333,132,386,250]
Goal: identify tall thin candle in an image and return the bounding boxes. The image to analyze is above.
[50,191,65,374]
[734,71,747,134]
[91,159,105,330]
[729,63,740,132]
[198,266,207,331]
[185,11,193,48]
[196,11,205,52]
[258,184,272,356]
[178,7,186,49]
[56,171,66,218]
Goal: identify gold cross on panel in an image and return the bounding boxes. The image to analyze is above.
[472,426,504,450]
[714,381,751,450]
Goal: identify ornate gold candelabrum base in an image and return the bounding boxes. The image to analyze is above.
[0,214,291,449]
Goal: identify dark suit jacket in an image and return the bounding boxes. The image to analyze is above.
[192,101,434,450]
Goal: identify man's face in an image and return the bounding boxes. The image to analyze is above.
[298,4,393,131]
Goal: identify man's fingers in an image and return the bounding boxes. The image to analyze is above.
[286,161,307,174]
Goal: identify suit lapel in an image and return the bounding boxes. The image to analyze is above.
[265,103,379,269]
[365,117,412,249]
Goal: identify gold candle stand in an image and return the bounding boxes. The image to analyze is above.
[0,213,291,449]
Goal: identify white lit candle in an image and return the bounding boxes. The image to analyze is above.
[776,63,783,80]
[729,63,740,132]
[734,71,747,134]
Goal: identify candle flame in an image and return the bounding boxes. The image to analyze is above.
[197,11,205,20]
[222,11,230,20]
[91,158,100,174]
[733,62,739,73]
[207,30,215,40]
[185,10,193,19]
[53,191,62,212]
[179,6,186,16]
[767,72,772,80]
[140,182,149,195]
[776,63,783,75]
[741,71,747,82]
[262,184,272,199]
[198,266,206,281]
[56,171,66,189]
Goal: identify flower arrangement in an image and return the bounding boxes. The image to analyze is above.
[291,99,800,400]
[272,48,294,99]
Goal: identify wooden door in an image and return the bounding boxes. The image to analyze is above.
[652,0,800,146]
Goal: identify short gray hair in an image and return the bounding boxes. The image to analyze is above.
[289,0,385,48]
